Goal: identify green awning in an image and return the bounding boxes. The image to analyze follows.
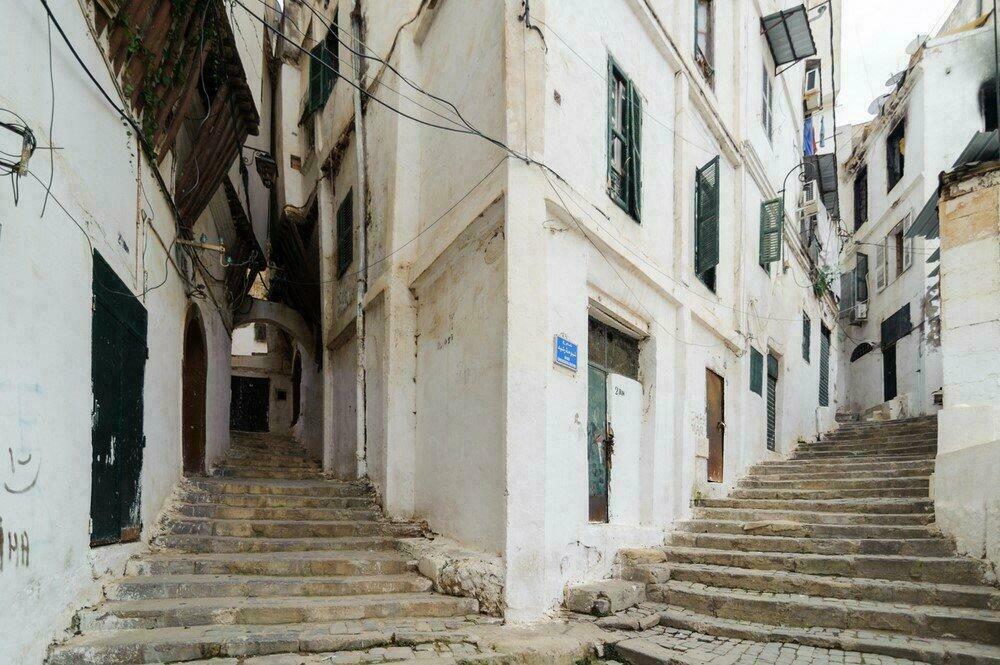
[762,5,818,67]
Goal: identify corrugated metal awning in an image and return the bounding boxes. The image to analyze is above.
[762,5,818,67]
[909,130,1000,239]
[804,153,839,217]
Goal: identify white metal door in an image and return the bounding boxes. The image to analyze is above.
[607,373,642,524]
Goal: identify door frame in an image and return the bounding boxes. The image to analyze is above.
[706,368,725,483]
[182,306,208,476]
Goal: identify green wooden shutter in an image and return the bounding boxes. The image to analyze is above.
[336,190,354,277]
[606,59,616,200]
[749,347,763,395]
[308,42,325,114]
[628,81,642,221]
[802,313,811,362]
[819,325,831,406]
[759,198,783,264]
[695,156,720,275]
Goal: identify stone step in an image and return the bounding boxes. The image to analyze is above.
[130,550,415,576]
[212,466,325,480]
[175,503,379,522]
[694,497,934,514]
[46,618,482,664]
[186,478,371,497]
[654,546,990,584]
[754,459,935,477]
[694,506,935,525]
[677,519,937,540]
[151,534,400,554]
[793,444,937,460]
[654,605,1000,665]
[668,531,954,557]
[217,455,321,468]
[178,491,377,510]
[622,563,1000,610]
[78,593,480,631]
[165,516,422,539]
[730,486,928,500]
[106,573,433,600]
[811,434,937,449]
[654,581,1000,645]
[802,442,938,456]
[740,475,930,490]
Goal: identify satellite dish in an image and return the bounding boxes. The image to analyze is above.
[885,70,906,88]
[867,93,890,116]
[905,34,927,55]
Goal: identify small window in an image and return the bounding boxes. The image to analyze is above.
[336,189,354,278]
[695,156,721,291]
[980,79,998,132]
[306,11,340,116]
[802,313,811,362]
[253,323,267,342]
[886,117,906,192]
[889,215,913,278]
[804,60,821,93]
[762,62,774,142]
[607,58,643,220]
[750,347,763,395]
[695,0,714,85]
[853,165,868,230]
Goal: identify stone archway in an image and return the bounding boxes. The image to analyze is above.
[182,306,208,475]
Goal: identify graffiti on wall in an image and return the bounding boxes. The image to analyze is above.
[0,381,42,495]
[0,518,30,570]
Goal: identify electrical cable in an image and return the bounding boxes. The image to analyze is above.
[40,16,55,218]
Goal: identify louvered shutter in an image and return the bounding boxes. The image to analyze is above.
[308,42,325,114]
[749,347,763,395]
[766,353,778,451]
[902,214,913,271]
[839,267,855,317]
[628,81,643,220]
[336,190,354,277]
[695,156,721,275]
[802,314,811,362]
[856,253,870,302]
[875,239,887,291]
[819,326,831,406]
[759,198,783,264]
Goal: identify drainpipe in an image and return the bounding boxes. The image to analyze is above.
[351,3,369,479]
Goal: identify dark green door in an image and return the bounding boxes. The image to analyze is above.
[766,353,778,451]
[230,376,270,432]
[587,364,609,522]
[91,251,147,547]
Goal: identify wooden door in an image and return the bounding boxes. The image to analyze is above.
[90,251,147,547]
[766,353,779,451]
[230,376,270,432]
[182,313,207,475]
[883,344,897,402]
[706,369,725,482]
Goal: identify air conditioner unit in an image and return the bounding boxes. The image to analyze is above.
[800,181,819,214]
[850,301,869,325]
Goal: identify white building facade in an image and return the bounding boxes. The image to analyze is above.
[836,0,996,418]
[268,0,846,621]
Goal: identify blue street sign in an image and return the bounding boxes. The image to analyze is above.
[554,335,579,372]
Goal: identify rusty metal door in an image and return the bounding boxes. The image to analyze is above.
[706,369,725,482]
[91,251,147,547]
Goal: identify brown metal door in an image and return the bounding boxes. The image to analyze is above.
[182,313,207,476]
[706,369,725,482]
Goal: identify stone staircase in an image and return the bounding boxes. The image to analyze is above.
[620,416,1000,664]
[47,431,485,664]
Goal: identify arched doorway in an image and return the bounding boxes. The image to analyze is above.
[182,308,208,475]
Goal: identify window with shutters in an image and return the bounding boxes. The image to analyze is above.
[607,57,642,221]
[759,198,783,270]
[802,313,811,362]
[819,324,831,407]
[762,62,774,143]
[853,165,868,230]
[856,252,870,302]
[886,117,906,192]
[766,352,779,451]
[695,156,721,291]
[875,237,887,292]
[253,323,267,342]
[750,347,763,395]
[695,0,714,86]
[336,189,353,278]
[306,12,340,116]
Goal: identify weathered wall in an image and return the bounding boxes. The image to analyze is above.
[0,3,246,661]
[934,164,1000,572]
[412,208,507,556]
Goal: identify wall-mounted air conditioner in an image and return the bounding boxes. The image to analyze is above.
[800,181,819,214]
[850,301,869,325]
